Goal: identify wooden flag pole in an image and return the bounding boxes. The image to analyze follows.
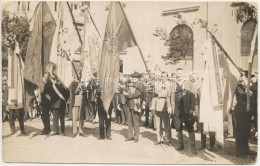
[246,24,258,113]
[118,2,151,78]
[86,7,101,38]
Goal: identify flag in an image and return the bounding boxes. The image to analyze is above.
[98,2,137,112]
[24,2,56,87]
[48,2,77,88]
[199,38,240,146]
[81,9,101,84]
[8,40,24,110]
[23,2,56,118]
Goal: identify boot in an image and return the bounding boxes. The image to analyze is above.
[199,133,206,150]
[189,132,197,154]
[176,131,184,150]
[209,132,215,151]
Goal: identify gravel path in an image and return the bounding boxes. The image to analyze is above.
[2,118,257,164]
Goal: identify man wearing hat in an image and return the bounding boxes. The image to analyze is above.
[124,72,142,142]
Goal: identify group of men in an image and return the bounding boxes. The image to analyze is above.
[3,66,258,157]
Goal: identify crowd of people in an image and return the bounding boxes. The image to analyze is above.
[1,67,258,157]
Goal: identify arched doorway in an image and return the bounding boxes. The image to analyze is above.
[241,19,257,56]
[241,19,258,72]
[168,24,194,71]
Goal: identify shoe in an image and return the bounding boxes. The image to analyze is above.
[107,137,112,140]
[60,133,65,136]
[21,131,27,135]
[51,132,59,136]
[98,137,105,140]
[121,123,126,125]
[154,141,162,145]
[79,133,86,137]
[177,142,184,150]
[72,133,77,138]
[134,139,139,143]
[10,131,16,135]
[125,137,134,141]
[39,131,49,135]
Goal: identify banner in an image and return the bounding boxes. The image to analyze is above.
[24,2,56,87]
[199,38,240,146]
[48,2,76,88]
[98,2,137,112]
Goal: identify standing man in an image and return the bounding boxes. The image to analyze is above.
[39,72,53,135]
[96,81,112,140]
[71,80,87,138]
[118,75,129,126]
[50,76,70,136]
[2,76,9,122]
[169,68,197,154]
[124,72,142,142]
[152,71,172,145]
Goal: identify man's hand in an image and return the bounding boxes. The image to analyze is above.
[167,107,172,115]
[123,91,129,96]
[189,109,194,115]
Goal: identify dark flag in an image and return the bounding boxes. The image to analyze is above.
[98,2,137,113]
[23,2,56,117]
[24,2,56,87]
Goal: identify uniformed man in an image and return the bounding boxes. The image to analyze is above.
[152,71,172,145]
[124,72,142,142]
[168,68,197,154]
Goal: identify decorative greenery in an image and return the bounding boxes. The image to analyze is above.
[153,13,193,64]
[2,11,30,61]
[232,3,257,23]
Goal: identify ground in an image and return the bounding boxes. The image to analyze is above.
[2,116,258,164]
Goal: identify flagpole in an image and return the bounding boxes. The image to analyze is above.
[87,8,101,38]
[118,2,151,77]
[246,24,258,113]
[207,30,241,74]
[67,1,83,44]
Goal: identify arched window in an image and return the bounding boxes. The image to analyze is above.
[241,19,257,56]
[169,24,194,60]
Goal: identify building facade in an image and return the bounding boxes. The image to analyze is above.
[3,1,258,76]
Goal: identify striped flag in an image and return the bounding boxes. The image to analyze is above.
[199,38,240,146]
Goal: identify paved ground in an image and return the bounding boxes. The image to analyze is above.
[2,117,258,164]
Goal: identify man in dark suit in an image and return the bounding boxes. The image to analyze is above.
[124,72,142,142]
[168,68,197,154]
[140,75,154,128]
[39,72,54,135]
[50,76,70,136]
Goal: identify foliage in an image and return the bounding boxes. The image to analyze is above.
[2,11,30,61]
[153,14,193,64]
[232,3,257,23]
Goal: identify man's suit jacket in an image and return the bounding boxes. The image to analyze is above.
[52,83,70,110]
[154,81,171,112]
[126,88,141,110]
[40,80,54,108]
[167,80,196,115]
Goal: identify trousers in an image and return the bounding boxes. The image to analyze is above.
[127,109,141,140]
[72,106,85,134]
[9,108,25,133]
[155,111,171,142]
[41,106,51,133]
[52,108,65,134]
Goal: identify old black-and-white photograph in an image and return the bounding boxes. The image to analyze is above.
[1,0,258,164]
